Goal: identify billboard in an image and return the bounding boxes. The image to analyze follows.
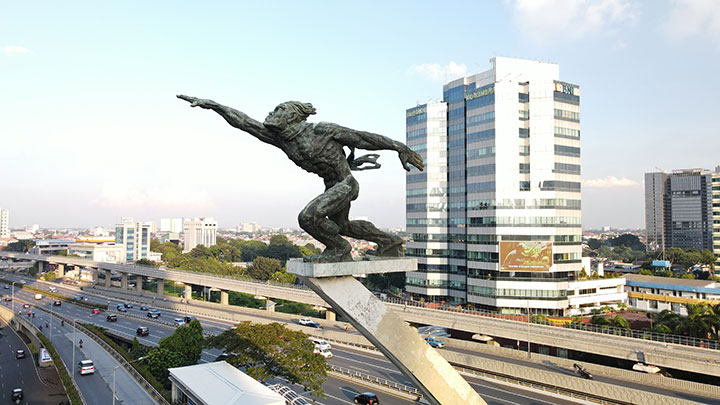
[499,241,553,272]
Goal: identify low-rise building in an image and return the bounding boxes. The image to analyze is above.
[168,361,285,405]
[625,274,720,315]
[30,239,76,255]
[567,277,627,315]
[66,243,126,264]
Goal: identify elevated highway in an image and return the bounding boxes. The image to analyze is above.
[3,251,720,378]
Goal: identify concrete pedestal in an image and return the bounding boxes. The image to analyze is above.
[157,279,164,296]
[121,273,128,289]
[290,258,485,405]
[136,275,143,292]
[56,264,65,278]
[220,290,229,306]
[325,309,336,321]
[184,287,192,300]
[105,270,112,288]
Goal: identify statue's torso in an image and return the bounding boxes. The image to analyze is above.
[279,123,352,185]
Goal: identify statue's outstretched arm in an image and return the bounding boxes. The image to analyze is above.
[177,95,278,146]
[323,123,424,172]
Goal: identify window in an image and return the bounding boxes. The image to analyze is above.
[554,109,580,122]
[520,181,530,191]
[554,126,580,139]
[519,145,530,156]
[519,110,530,120]
[519,128,529,138]
[554,145,580,157]
[519,163,530,174]
[554,163,581,175]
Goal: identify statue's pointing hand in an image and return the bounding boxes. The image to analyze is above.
[398,145,424,172]
[177,94,211,109]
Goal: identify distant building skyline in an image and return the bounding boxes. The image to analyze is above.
[0,208,8,238]
[183,217,218,252]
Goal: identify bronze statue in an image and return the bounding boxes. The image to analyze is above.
[178,95,424,262]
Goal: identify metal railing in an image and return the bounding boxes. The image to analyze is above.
[328,364,421,397]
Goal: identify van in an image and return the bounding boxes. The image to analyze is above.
[34,294,42,300]
[79,360,95,375]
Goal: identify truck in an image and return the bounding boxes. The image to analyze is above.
[34,293,42,300]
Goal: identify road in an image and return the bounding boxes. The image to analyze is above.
[0,317,67,404]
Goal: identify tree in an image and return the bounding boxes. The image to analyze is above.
[587,239,603,250]
[269,234,293,246]
[158,320,204,365]
[206,321,327,397]
[42,272,56,282]
[135,259,157,267]
[5,239,35,253]
[590,315,611,326]
[247,257,281,281]
[270,270,296,284]
[613,315,631,330]
[142,347,184,388]
[608,234,645,251]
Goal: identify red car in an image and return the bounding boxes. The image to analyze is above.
[91,308,101,315]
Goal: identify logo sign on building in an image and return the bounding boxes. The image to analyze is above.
[406,106,426,118]
[554,82,578,96]
[464,86,495,101]
[499,241,553,272]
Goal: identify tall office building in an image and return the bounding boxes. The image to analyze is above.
[159,218,185,233]
[0,209,8,238]
[406,57,585,315]
[183,217,217,252]
[115,218,152,262]
[645,168,720,257]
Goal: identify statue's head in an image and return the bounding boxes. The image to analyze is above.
[264,101,316,132]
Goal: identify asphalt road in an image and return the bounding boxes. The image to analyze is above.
[4,273,713,405]
[0,318,66,404]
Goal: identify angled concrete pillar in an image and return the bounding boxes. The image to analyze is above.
[121,273,128,289]
[157,279,164,296]
[136,275,143,292]
[105,270,112,287]
[220,290,229,306]
[324,309,336,321]
[290,258,485,405]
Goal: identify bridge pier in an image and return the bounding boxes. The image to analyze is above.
[184,287,192,300]
[325,309,336,321]
[55,264,65,278]
[136,275,143,292]
[37,261,44,274]
[121,273,128,289]
[157,279,164,296]
[105,270,112,287]
[220,290,229,306]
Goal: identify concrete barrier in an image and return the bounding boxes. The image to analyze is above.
[0,304,44,354]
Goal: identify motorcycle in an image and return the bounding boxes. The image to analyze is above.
[45,321,49,328]
[39,325,43,331]
[573,363,593,380]
[79,339,83,348]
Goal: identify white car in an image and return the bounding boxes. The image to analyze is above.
[298,318,313,326]
[174,318,185,327]
[310,338,331,351]
[314,347,333,358]
[79,359,95,375]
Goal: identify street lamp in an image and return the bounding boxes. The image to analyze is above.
[11,281,15,313]
[113,356,148,405]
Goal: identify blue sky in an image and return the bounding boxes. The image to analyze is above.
[2,1,719,230]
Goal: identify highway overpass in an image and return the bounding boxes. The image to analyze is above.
[3,251,720,378]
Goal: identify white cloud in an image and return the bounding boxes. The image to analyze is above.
[508,0,639,42]
[2,45,33,55]
[409,61,468,81]
[664,0,720,45]
[91,182,212,209]
[583,176,640,188]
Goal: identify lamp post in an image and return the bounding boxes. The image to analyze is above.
[71,318,80,379]
[113,356,148,405]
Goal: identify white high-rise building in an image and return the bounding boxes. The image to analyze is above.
[115,218,152,262]
[183,217,217,252]
[0,209,8,238]
[160,218,185,233]
[405,57,623,316]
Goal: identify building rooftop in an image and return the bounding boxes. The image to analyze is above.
[168,361,285,405]
[624,274,718,288]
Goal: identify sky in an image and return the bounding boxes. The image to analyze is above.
[2,0,719,231]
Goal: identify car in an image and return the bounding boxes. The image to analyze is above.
[19,280,26,285]
[79,359,95,375]
[314,347,333,358]
[53,300,61,306]
[215,352,230,362]
[22,303,30,309]
[91,308,101,315]
[184,316,196,323]
[11,388,23,401]
[48,286,58,293]
[147,309,160,319]
[308,321,323,329]
[4,297,11,302]
[354,392,380,404]
[3,284,8,289]
[74,294,84,300]
[106,314,117,322]
[174,318,185,327]
[140,305,149,311]
[116,305,127,312]
[298,317,313,326]
[136,326,149,336]
[15,350,25,359]
[310,338,331,351]
[424,336,445,349]
[34,293,43,300]
[124,302,133,308]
